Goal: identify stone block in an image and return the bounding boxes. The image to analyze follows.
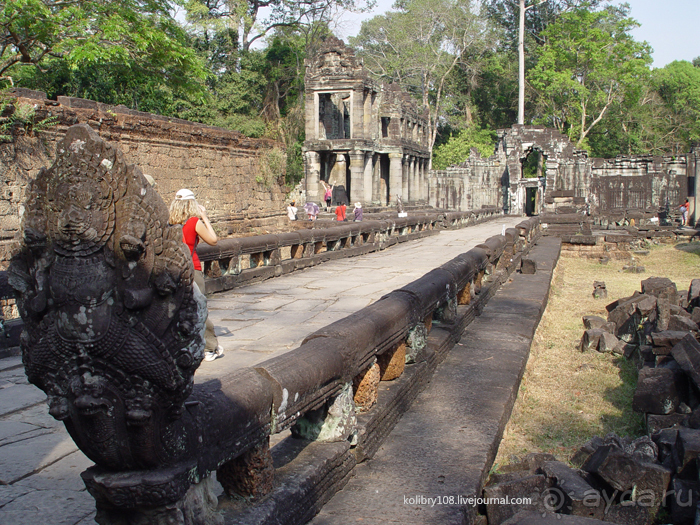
[675,428,700,478]
[580,329,605,352]
[689,279,700,308]
[651,331,690,352]
[541,461,604,519]
[571,436,606,467]
[657,297,671,331]
[353,362,380,413]
[484,474,548,525]
[632,367,679,415]
[671,334,700,390]
[669,477,699,525]
[582,316,607,330]
[668,315,699,332]
[646,413,688,434]
[641,276,678,305]
[603,503,652,525]
[582,447,671,507]
[598,332,619,353]
[377,342,406,381]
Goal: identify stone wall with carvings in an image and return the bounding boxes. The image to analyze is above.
[0,89,288,266]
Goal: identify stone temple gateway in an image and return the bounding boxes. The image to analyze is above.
[303,37,431,208]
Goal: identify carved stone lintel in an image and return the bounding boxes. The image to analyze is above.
[217,439,274,500]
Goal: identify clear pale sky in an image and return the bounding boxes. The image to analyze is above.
[336,0,700,68]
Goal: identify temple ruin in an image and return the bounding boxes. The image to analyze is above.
[303,37,431,208]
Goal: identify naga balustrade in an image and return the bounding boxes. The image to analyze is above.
[6,123,541,525]
[197,207,502,294]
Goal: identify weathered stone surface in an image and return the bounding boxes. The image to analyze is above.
[598,332,619,353]
[484,474,548,525]
[580,329,605,352]
[632,367,679,415]
[353,362,380,412]
[652,331,690,352]
[218,439,274,499]
[541,461,603,519]
[669,477,699,525]
[592,281,607,299]
[641,276,678,305]
[603,503,652,525]
[582,447,671,507]
[582,316,606,330]
[291,383,357,443]
[674,428,700,478]
[521,258,537,274]
[501,511,614,524]
[671,334,700,390]
[689,279,700,308]
[377,342,406,381]
[668,315,699,332]
[646,413,688,434]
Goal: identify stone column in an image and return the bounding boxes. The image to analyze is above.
[372,154,382,205]
[389,153,403,206]
[363,152,374,204]
[305,151,321,204]
[411,157,419,203]
[349,150,366,205]
[402,154,410,203]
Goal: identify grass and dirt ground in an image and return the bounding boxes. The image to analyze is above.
[494,239,700,469]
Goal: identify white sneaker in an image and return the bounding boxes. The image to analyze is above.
[215,346,224,358]
[204,351,216,362]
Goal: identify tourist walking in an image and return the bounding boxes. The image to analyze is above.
[354,202,363,222]
[169,189,224,362]
[335,202,347,221]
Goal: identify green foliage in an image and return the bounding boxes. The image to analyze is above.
[528,4,652,148]
[431,126,496,169]
[0,94,58,142]
[651,60,700,152]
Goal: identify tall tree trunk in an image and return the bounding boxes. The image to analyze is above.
[518,0,525,125]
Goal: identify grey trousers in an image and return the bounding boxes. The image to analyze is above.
[194,270,219,352]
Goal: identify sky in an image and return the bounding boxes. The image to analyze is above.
[335,0,700,68]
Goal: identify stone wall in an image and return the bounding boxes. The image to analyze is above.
[0,88,287,265]
[428,125,698,225]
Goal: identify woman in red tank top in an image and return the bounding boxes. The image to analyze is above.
[169,189,224,362]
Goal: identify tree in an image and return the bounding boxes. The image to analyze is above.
[184,0,373,53]
[350,0,493,164]
[1,0,207,96]
[431,126,496,169]
[528,4,651,149]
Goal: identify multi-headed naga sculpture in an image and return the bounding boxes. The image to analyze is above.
[9,124,207,470]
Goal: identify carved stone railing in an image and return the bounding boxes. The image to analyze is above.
[197,207,502,294]
[8,123,540,524]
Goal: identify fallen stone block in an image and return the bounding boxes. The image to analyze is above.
[632,367,679,415]
[668,315,699,332]
[501,511,613,525]
[691,307,700,326]
[583,315,607,330]
[571,436,606,467]
[641,276,679,305]
[647,413,688,434]
[688,279,700,308]
[484,474,548,525]
[671,334,700,390]
[657,297,671,331]
[598,332,619,353]
[541,461,604,519]
[582,447,671,507]
[674,428,700,479]
[671,304,692,318]
[603,503,652,525]
[580,329,605,352]
[592,281,607,299]
[669,477,699,525]
[652,331,690,353]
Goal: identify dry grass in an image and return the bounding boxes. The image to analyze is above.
[494,240,700,469]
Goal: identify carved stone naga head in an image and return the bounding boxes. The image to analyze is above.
[9,124,207,470]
